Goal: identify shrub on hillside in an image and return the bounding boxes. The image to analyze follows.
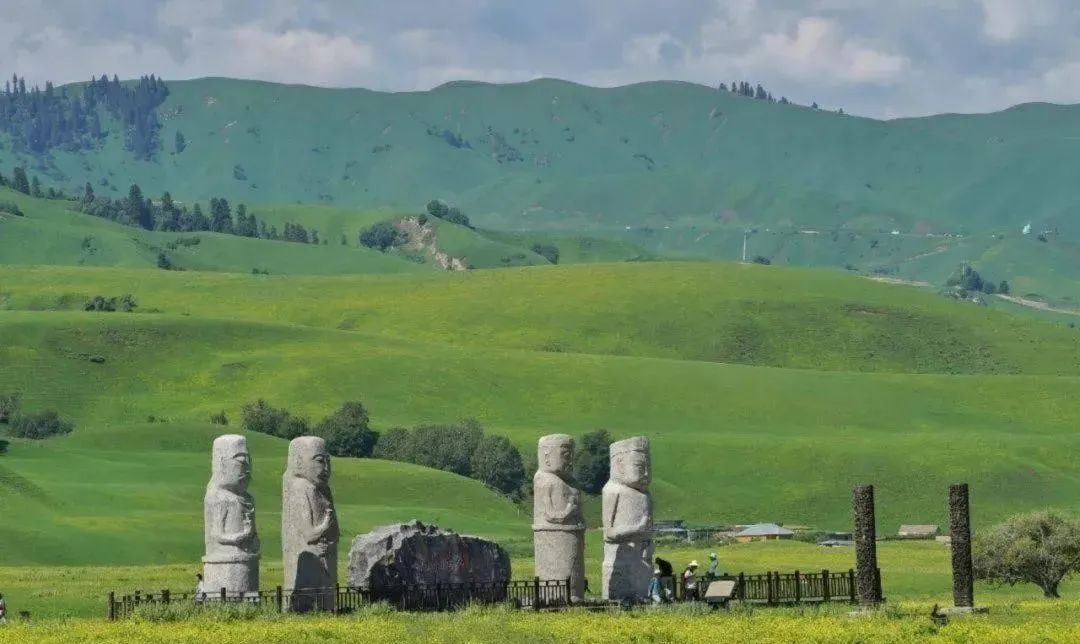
[9,410,74,439]
[425,200,472,228]
[314,401,378,458]
[752,255,772,265]
[974,510,1080,598]
[359,221,407,251]
[209,411,229,426]
[84,294,137,312]
[0,438,8,455]
[0,200,23,216]
[573,429,613,494]
[531,243,560,264]
[241,399,309,439]
[0,392,20,424]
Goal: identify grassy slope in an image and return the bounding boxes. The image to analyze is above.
[1,263,1079,571]
[3,262,1079,374]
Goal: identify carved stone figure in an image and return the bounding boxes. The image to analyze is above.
[203,434,260,597]
[533,434,586,601]
[282,436,339,612]
[601,436,653,602]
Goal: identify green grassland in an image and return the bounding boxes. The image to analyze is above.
[0,261,1079,580]
[6,77,1080,302]
[0,541,1073,619]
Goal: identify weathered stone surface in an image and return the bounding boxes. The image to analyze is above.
[533,434,586,601]
[852,484,880,607]
[949,483,974,608]
[282,436,339,612]
[347,521,511,592]
[203,435,260,597]
[602,436,653,602]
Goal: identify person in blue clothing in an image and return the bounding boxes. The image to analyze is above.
[648,569,663,604]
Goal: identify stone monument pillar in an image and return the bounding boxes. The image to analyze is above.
[852,484,880,607]
[601,437,653,602]
[949,483,974,608]
[203,434,260,597]
[282,436,340,612]
[533,434,586,601]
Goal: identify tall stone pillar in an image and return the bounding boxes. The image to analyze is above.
[852,484,880,606]
[203,435,260,597]
[282,436,340,612]
[949,483,974,608]
[533,434,586,601]
[601,437,653,603]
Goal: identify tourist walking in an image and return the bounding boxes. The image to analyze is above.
[682,561,699,600]
[648,569,663,604]
[707,552,719,578]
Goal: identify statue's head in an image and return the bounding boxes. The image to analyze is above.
[288,436,331,485]
[211,434,252,492]
[538,434,574,477]
[609,437,650,490]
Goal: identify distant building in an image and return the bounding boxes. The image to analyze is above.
[1022,223,1032,235]
[898,524,940,539]
[734,523,794,543]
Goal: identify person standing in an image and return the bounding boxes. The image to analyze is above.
[654,556,674,600]
[648,569,663,604]
[707,552,719,578]
[0,593,7,624]
[682,561,700,600]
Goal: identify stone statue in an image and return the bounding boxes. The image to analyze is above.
[601,436,653,602]
[282,436,339,612]
[533,434,586,601]
[203,434,260,597]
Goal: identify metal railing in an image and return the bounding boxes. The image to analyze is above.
[107,577,572,620]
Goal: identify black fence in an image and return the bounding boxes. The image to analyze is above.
[676,569,871,605]
[107,577,572,620]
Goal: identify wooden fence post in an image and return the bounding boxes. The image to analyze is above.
[565,577,572,606]
[220,587,227,603]
[108,592,115,620]
[276,586,283,612]
[822,570,830,601]
[848,569,856,604]
[766,572,775,605]
[738,573,745,601]
[162,589,170,605]
[794,571,801,603]
[533,577,541,611]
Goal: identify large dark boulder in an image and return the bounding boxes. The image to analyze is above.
[347,521,512,603]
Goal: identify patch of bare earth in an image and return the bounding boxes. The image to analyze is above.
[395,217,468,271]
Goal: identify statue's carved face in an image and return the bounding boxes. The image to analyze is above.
[299,447,331,484]
[541,440,573,476]
[219,449,251,491]
[613,450,650,489]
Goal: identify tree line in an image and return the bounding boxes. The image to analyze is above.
[0,73,168,159]
[0,393,74,443]
[235,398,614,502]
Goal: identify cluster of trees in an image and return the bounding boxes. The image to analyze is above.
[84,294,137,312]
[76,183,320,244]
[425,200,472,228]
[945,264,1010,296]
[241,400,378,459]
[0,73,168,158]
[720,81,790,105]
[359,221,406,251]
[0,393,74,440]
[530,242,560,264]
[374,421,525,496]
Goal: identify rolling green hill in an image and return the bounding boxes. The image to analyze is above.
[1,262,1079,569]
[4,76,1080,302]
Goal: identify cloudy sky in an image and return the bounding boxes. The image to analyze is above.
[2,0,1078,118]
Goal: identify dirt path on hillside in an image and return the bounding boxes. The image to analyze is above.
[997,295,1080,317]
[865,276,932,287]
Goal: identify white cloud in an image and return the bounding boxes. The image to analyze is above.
[751,16,909,85]
[979,0,1056,42]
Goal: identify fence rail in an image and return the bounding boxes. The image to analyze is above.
[107,577,571,620]
[680,568,874,605]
